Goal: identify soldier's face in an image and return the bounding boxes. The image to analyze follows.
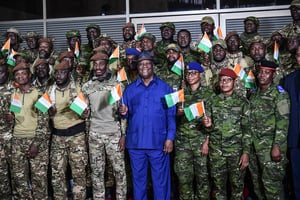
[201,23,214,35]
[138,60,154,80]
[68,37,81,50]
[257,68,275,87]
[126,54,138,70]
[0,65,9,85]
[250,43,265,62]
[93,60,108,78]
[296,46,300,65]
[141,38,154,52]
[26,37,38,49]
[290,6,300,21]
[55,70,70,87]
[7,32,18,45]
[177,31,191,48]
[39,42,51,58]
[14,69,31,86]
[161,27,174,40]
[226,35,240,53]
[123,27,135,41]
[287,38,299,53]
[15,56,27,66]
[87,28,100,42]
[212,45,226,62]
[166,49,179,63]
[185,70,200,86]
[244,20,257,34]
[36,64,50,79]
[99,40,112,55]
[219,76,235,95]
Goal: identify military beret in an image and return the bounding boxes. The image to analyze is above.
[291,0,300,8]
[66,30,81,39]
[212,39,227,49]
[244,16,260,26]
[160,22,175,30]
[54,61,71,71]
[123,22,135,30]
[225,31,239,41]
[201,16,215,25]
[86,24,100,32]
[90,52,109,61]
[165,43,181,53]
[260,60,278,71]
[33,58,48,69]
[38,37,53,45]
[140,33,156,42]
[137,51,153,62]
[23,31,40,40]
[125,48,141,56]
[186,62,204,73]
[13,62,30,73]
[58,51,75,62]
[219,68,237,79]
[92,46,108,54]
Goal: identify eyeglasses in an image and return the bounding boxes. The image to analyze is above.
[219,77,233,83]
[185,71,199,77]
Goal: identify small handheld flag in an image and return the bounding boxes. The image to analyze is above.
[164,89,184,108]
[109,46,119,65]
[10,93,22,113]
[117,67,128,82]
[1,38,10,56]
[34,93,52,113]
[273,41,279,61]
[216,27,224,39]
[184,102,205,121]
[135,24,147,40]
[197,32,212,53]
[70,92,88,116]
[6,49,17,66]
[108,84,122,105]
[74,41,80,60]
[171,55,184,76]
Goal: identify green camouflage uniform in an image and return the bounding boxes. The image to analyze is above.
[277,23,300,40]
[82,74,127,200]
[205,92,251,200]
[155,40,177,67]
[240,32,262,56]
[248,84,289,200]
[0,81,14,200]
[155,62,183,90]
[48,81,88,200]
[11,86,50,200]
[174,85,213,199]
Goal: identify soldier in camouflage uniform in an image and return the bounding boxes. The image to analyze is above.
[83,24,101,59]
[203,68,251,200]
[22,31,40,63]
[120,22,137,59]
[240,16,263,56]
[0,60,14,200]
[48,61,88,199]
[9,62,50,200]
[3,27,23,52]
[174,62,212,199]
[248,60,290,200]
[139,32,160,67]
[82,52,127,200]
[32,58,54,92]
[249,35,267,76]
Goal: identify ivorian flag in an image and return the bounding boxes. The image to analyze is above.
[108,83,122,105]
[233,64,247,80]
[1,38,10,56]
[171,55,184,76]
[164,89,184,108]
[34,93,52,113]
[117,67,127,82]
[216,26,224,39]
[10,93,22,113]
[197,32,212,53]
[70,92,88,116]
[135,24,147,40]
[184,101,205,121]
[6,49,17,66]
[245,70,256,89]
[74,41,80,60]
[109,46,119,65]
[273,41,279,61]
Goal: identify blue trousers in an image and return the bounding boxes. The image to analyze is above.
[290,147,300,200]
[128,149,171,200]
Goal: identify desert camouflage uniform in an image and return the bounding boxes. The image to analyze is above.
[174,85,213,199]
[205,92,251,200]
[48,81,88,200]
[277,23,300,40]
[248,84,289,200]
[82,73,127,200]
[11,86,50,200]
[240,32,262,56]
[0,81,14,200]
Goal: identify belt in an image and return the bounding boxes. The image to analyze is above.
[53,122,85,137]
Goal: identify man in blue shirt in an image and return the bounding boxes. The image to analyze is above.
[119,51,176,200]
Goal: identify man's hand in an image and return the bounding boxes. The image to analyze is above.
[118,135,126,152]
[202,116,212,128]
[271,145,282,162]
[119,104,128,116]
[201,137,209,156]
[28,145,39,158]
[239,153,249,170]
[163,140,173,154]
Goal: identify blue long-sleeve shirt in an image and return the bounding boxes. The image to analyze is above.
[122,75,176,149]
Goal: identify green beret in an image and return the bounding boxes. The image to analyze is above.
[201,16,214,25]
[140,33,156,42]
[165,43,181,53]
[244,16,260,26]
[291,0,300,8]
[66,30,81,39]
[86,24,100,32]
[212,39,227,49]
[160,22,175,30]
[23,31,40,40]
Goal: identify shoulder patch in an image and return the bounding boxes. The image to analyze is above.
[277,85,286,93]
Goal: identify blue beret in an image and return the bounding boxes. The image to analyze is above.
[125,48,141,56]
[186,62,204,73]
[137,51,153,62]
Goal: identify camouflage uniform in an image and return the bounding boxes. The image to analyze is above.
[11,86,50,200]
[155,63,183,91]
[205,92,251,200]
[174,85,213,199]
[82,73,127,200]
[48,81,88,200]
[0,81,14,200]
[248,84,290,200]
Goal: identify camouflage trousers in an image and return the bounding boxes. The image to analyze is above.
[174,135,210,200]
[249,144,287,200]
[89,131,127,200]
[51,132,88,200]
[209,149,245,200]
[11,136,49,200]
[0,133,12,200]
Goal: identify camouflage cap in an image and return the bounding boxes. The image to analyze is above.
[23,31,40,40]
[212,39,227,49]
[201,16,215,25]
[244,16,260,26]
[86,24,100,32]
[291,0,300,8]
[66,30,81,39]
[57,51,75,62]
[13,62,30,73]
[250,35,266,45]
[165,43,181,53]
[54,61,71,71]
[96,34,118,47]
[33,58,48,69]
[160,22,175,30]
[13,51,32,60]
[123,22,135,30]
[90,52,109,61]
[3,27,20,37]
[140,33,156,42]
[225,31,239,41]
[219,68,237,79]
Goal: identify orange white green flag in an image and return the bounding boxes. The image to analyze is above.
[117,67,128,82]
[1,38,10,56]
[6,49,17,66]
[74,41,80,60]
[197,32,212,53]
[164,89,184,108]
[135,24,147,40]
[109,46,119,65]
[171,54,184,76]
[34,93,52,113]
[108,83,122,105]
[10,93,22,113]
[70,92,88,115]
[216,27,224,39]
[273,41,279,61]
[233,64,247,80]
[245,70,256,89]
[184,101,205,121]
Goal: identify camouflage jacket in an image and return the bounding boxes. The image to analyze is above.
[0,81,14,137]
[155,63,183,90]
